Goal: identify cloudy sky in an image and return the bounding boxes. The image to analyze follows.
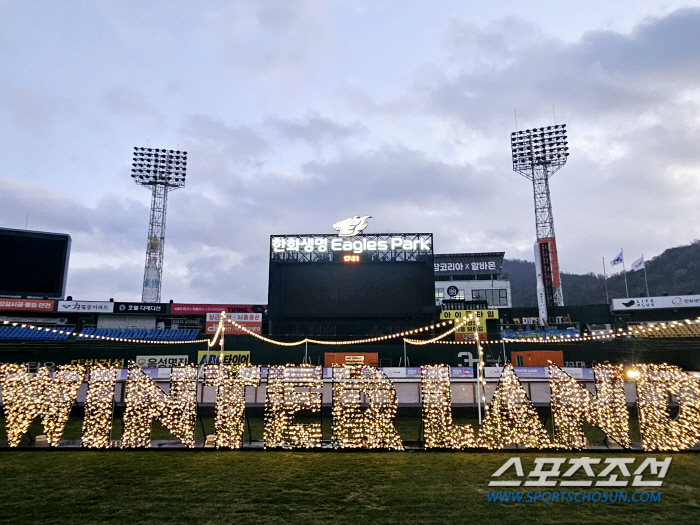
[2,1,700,303]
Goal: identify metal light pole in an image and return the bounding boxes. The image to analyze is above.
[511,125,569,323]
[131,147,187,302]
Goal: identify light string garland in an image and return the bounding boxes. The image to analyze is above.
[121,362,198,448]
[634,363,700,451]
[331,365,403,450]
[549,364,630,449]
[0,364,84,447]
[224,317,459,346]
[478,363,553,449]
[420,365,478,449]
[81,364,120,448]
[0,319,208,345]
[263,365,323,449]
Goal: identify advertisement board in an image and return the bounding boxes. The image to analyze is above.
[197,351,251,366]
[612,295,700,311]
[170,304,265,315]
[433,253,504,277]
[205,312,262,334]
[0,298,54,311]
[135,355,188,368]
[114,302,169,314]
[57,301,114,313]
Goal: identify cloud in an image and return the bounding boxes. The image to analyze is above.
[104,88,165,124]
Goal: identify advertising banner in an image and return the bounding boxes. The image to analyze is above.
[501,329,579,340]
[114,302,169,314]
[196,351,251,366]
[57,301,114,313]
[205,312,262,335]
[612,294,700,311]
[433,253,504,277]
[170,303,265,315]
[135,355,188,368]
[0,298,54,311]
[440,309,499,321]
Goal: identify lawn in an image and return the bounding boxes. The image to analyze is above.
[0,450,698,524]
[0,409,698,524]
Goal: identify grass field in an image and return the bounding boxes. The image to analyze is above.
[0,450,699,524]
[1,411,699,524]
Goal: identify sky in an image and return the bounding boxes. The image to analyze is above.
[2,0,700,304]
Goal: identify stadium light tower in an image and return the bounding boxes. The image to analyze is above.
[131,147,187,303]
[511,125,569,324]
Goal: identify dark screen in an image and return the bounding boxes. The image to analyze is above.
[276,262,425,318]
[0,230,70,297]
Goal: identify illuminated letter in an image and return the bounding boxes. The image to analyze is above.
[636,364,700,451]
[332,366,403,450]
[121,364,198,448]
[82,365,120,448]
[0,364,85,447]
[206,364,261,449]
[478,364,551,449]
[549,364,630,449]
[264,365,322,448]
[420,365,477,449]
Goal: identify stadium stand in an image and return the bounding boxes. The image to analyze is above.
[626,321,700,338]
[78,327,200,341]
[0,325,74,341]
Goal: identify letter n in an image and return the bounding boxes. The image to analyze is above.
[121,363,198,448]
[550,364,630,449]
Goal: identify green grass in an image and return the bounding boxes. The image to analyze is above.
[0,451,698,524]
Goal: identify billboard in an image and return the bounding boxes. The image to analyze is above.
[433,253,504,277]
[0,298,54,311]
[0,227,71,298]
[205,312,262,335]
[170,304,266,315]
[57,301,114,313]
[612,295,700,311]
[114,302,169,314]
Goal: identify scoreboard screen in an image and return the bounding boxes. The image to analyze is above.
[0,228,71,298]
[272,262,428,318]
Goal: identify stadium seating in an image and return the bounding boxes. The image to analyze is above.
[78,327,200,341]
[0,325,74,341]
[626,322,700,338]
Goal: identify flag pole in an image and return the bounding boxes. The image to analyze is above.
[643,254,650,297]
[602,257,609,303]
[621,248,629,298]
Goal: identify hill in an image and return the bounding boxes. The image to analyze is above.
[503,240,700,307]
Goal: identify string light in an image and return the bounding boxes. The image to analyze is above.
[225,317,456,347]
[420,365,477,449]
[81,364,120,448]
[121,362,198,448]
[331,366,403,450]
[0,364,84,447]
[264,365,323,449]
[634,364,700,451]
[549,364,630,449]
[477,363,553,449]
